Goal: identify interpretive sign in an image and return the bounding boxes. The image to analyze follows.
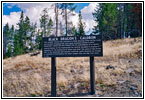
[42,34,103,97]
[42,35,103,57]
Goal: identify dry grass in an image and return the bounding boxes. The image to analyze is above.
[3,37,142,97]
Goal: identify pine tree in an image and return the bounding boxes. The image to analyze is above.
[36,29,42,50]
[71,26,78,36]
[93,3,118,40]
[7,25,15,57]
[78,11,85,36]
[3,23,10,58]
[17,11,25,54]
[92,4,103,35]
[31,23,37,51]
[47,18,53,35]
[40,8,49,37]
[38,8,53,49]
[24,16,31,52]
[14,33,22,56]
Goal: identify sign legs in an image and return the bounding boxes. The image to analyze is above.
[51,57,56,97]
[50,56,96,96]
[90,56,95,95]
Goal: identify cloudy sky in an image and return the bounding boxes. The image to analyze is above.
[3,2,99,35]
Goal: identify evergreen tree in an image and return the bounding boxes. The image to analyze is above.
[40,8,49,37]
[3,23,10,58]
[71,26,78,36]
[67,22,76,36]
[17,11,25,54]
[92,4,103,35]
[47,18,53,35]
[14,33,22,56]
[14,11,31,55]
[24,16,31,52]
[36,29,42,50]
[93,3,118,40]
[78,11,85,36]
[7,25,15,57]
[29,22,37,52]
[38,8,53,49]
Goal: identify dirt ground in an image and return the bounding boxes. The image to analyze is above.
[56,58,142,97]
[3,37,142,97]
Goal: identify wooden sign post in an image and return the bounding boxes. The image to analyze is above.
[42,35,103,97]
[90,56,95,95]
[51,57,56,97]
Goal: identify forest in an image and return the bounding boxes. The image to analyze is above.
[3,3,142,58]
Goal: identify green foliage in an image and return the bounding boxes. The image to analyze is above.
[78,11,85,36]
[17,11,25,54]
[100,83,105,88]
[38,8,53,50]
[3,23,15,58]
[24,16,31,52]
[40,8,49,37]
[3,8,54,58]
[31,93,36,97]
[93,3,118,40]
[71,26,78,36]
[14,11,31,55]
[36,31,42,50]
[93,3,142,40]
[29,22,37,52]
[47,18,53,35]
[13,34,22,56]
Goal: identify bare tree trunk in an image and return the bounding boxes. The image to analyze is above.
[55,3,58,37]
[125,3,129,37]
[65,4,68,36]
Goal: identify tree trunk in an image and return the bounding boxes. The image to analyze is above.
[55,3,58,37]
[65,4,68,36]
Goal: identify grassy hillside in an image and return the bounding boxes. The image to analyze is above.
[3,37,142,97]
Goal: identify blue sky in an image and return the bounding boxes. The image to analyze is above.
[3,3,98,34]
[3,3,21,15]
[3,3,89,15]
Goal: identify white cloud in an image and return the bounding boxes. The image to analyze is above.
[3,3,54,28]
[3,3,99,34]
[3,12,21,29]
[81,3,99,33]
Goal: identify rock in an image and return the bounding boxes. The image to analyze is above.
[126,68,134,73]
[106,65,115,70]
[29,51,40,56]
[70,68,76,73]
[68,84,74,89]
[78,70,83,74]
[117,80,126,84]
[74,83,80,89]
[95,91,103,96]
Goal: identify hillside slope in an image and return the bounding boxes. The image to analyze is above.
[3,37,142,97]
